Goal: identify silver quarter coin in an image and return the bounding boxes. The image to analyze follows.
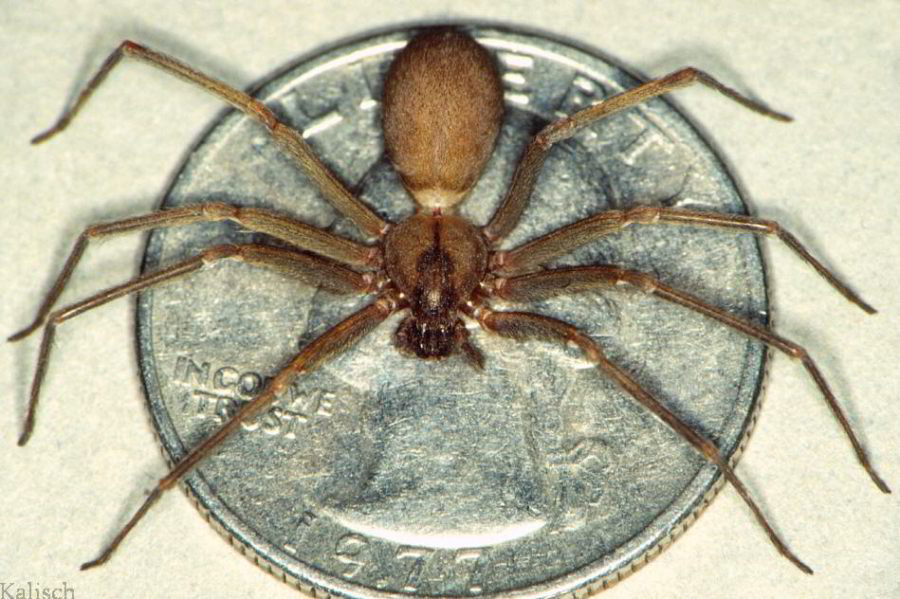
[137,26,768,598]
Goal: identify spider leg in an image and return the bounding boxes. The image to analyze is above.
[9,204,379,342]
[80,292,398,569]
[493,205,874,313]
[31,41,387,238]
[16,243,375,446]
[474,306,812,573]
[492,265,890,493]
[483,68,790,243]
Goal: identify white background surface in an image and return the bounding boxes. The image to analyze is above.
[1,2,898,598]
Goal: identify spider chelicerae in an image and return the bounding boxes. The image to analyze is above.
[12,27,888,573]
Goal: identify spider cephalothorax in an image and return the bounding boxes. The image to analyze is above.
[384,212,488,363]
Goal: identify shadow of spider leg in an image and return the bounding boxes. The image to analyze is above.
[12,227,377,443]
[81,290,398,570]
[12,241,380,444]
[473,306,814,573]
[8,203,378,345]
[482,66,791,244]
[481,258,892,571]
[30,41,387,239]
[14,238,397,567]
[482,60,871,313]
[491,206,875,314]
[493,266,889,494]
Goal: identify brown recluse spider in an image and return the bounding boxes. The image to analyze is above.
[11,27,889,574]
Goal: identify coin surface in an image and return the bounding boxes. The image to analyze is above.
[137,26,768,598]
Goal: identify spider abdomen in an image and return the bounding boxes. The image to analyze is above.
[382,28,504,210]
